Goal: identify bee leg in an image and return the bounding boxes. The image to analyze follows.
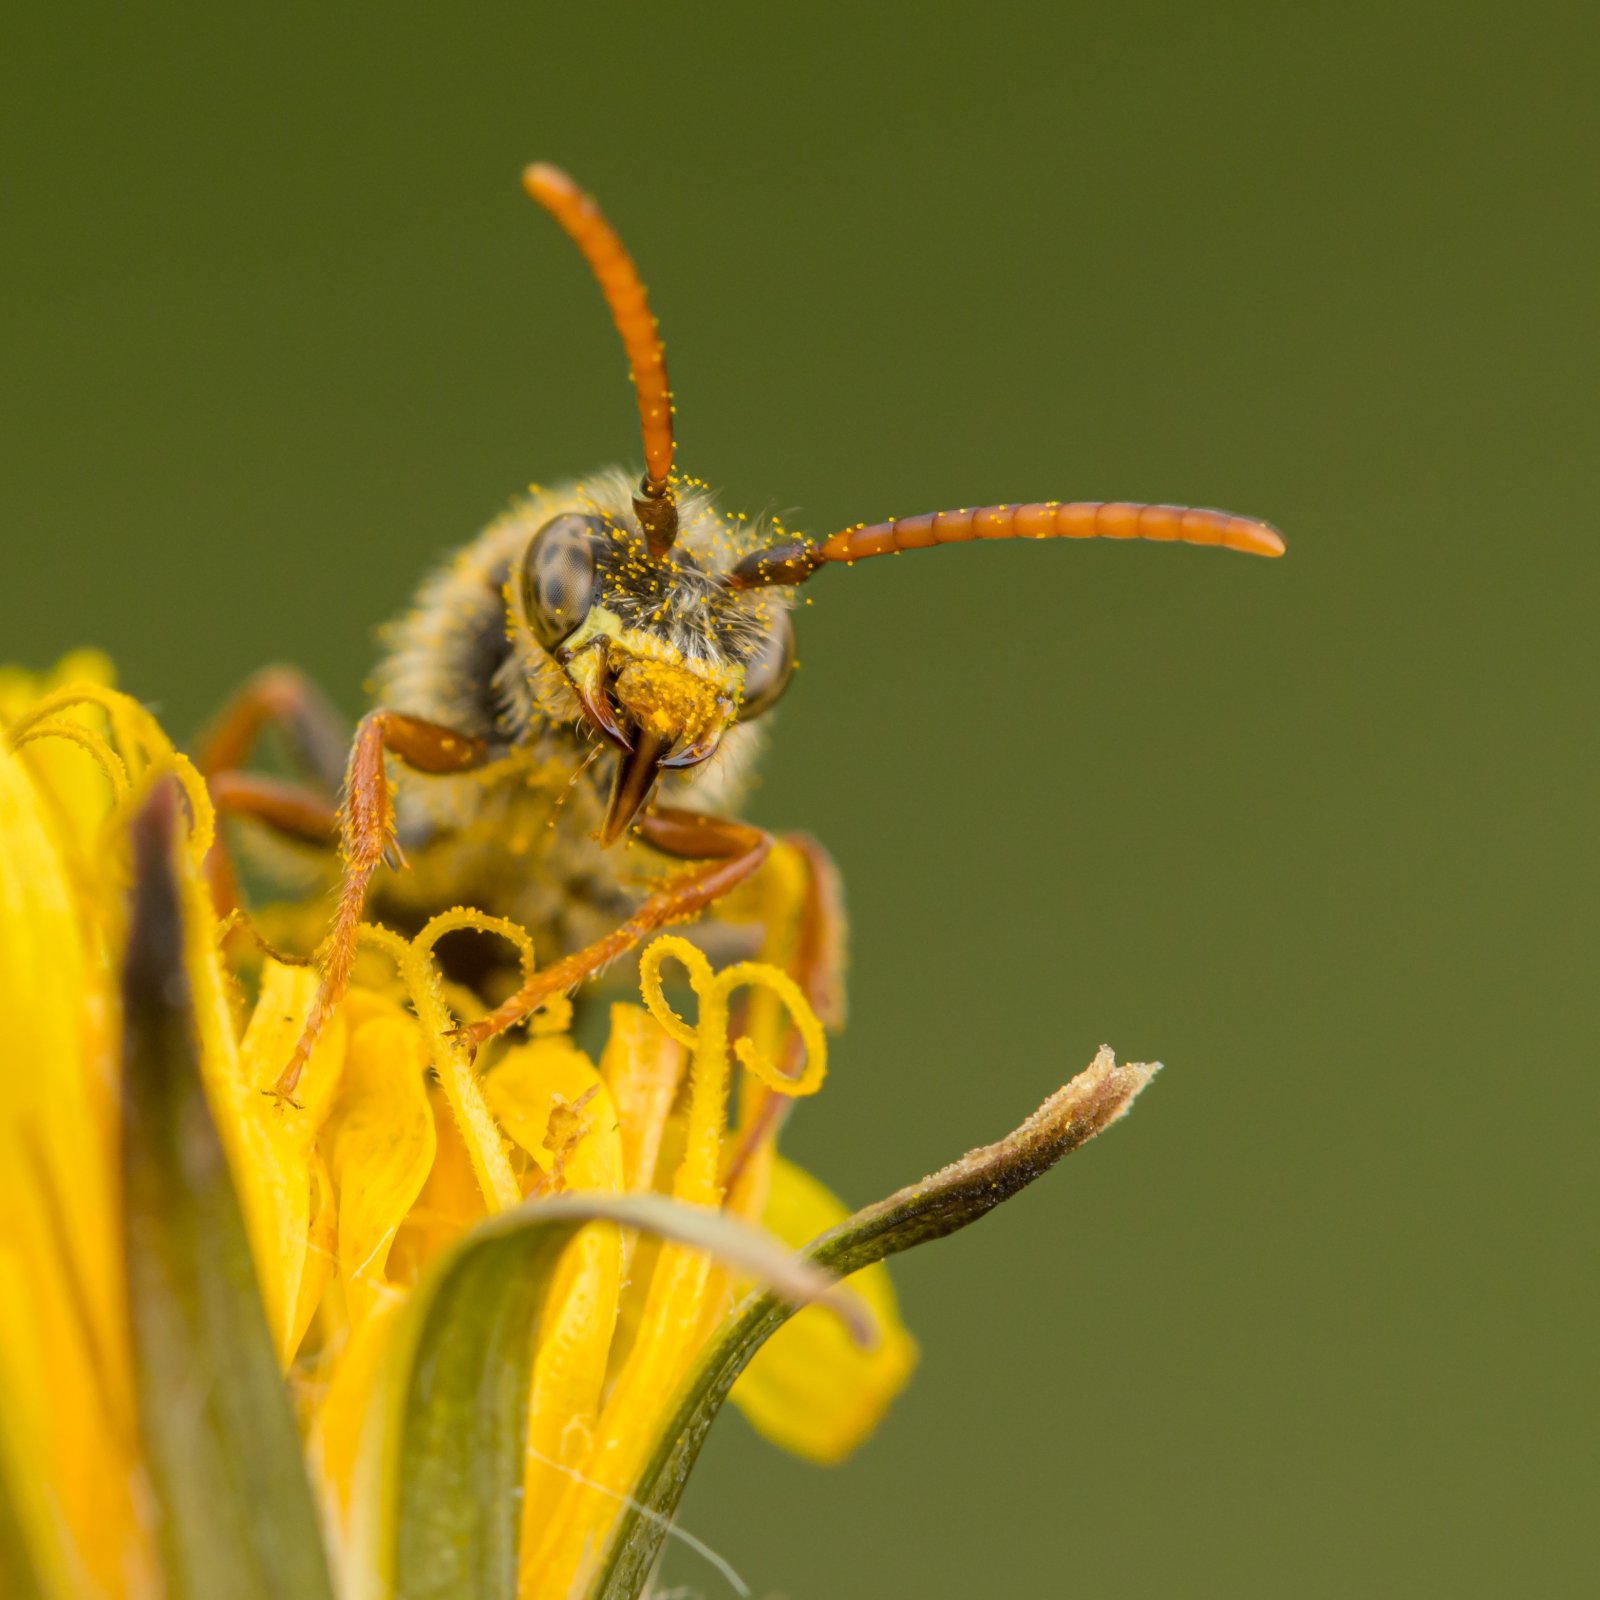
[277,709,488,1097]
[196,666,350,915]
[455,810,773,1053]
[203,771,340,917]
[197,665,351,789]
[776,833,847,1040]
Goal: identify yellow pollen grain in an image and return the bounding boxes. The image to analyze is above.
[611,657,720,742]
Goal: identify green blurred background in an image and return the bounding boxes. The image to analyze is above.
[4,4,1593,1595]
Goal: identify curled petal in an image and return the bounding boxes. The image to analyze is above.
[636,935,713,1049]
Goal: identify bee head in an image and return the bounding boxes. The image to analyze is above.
[520,506,795,843]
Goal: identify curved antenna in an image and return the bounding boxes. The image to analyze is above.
[523,163,678,557]
[724,500,1285,589]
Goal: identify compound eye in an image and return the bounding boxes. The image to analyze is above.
[523,513,603,650]
[737,609,795,721]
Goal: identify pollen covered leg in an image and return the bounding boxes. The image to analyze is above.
[456,810,773,1053]
[278,709,488,1097]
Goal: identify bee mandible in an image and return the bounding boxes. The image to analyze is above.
[198,164,1285,1099]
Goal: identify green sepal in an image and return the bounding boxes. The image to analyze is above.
[120,783,337,1600]
[591,1047,1161,1599]
[349,1190,855,1600]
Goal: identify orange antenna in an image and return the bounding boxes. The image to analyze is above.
[725,500,1286,589]
[523,163,678,557]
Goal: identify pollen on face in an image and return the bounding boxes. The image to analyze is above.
[611,655,721,740]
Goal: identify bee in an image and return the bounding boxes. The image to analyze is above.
[199,164,1284,1097]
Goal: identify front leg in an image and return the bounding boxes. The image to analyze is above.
[277,709,488,1096]
[456,809,773,1053]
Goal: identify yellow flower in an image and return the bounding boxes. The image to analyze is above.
[0,658,1159,1600]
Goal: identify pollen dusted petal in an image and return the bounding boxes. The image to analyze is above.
[299,1152,338,1358]
[391,912,522,1214]
[526,937,838,1597]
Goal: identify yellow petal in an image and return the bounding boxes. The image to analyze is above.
[499,1043,720,1593]
[730,1156,919,1464]
[530,937,840,1593]
[386,1083,488,1282]
[0,650,115,722]
[480,1040,630,1569]
[307,1298,404,1536]
[0,653,122,869]
[482,1036,618,1190]
[229,958,349,1363]
[524,1236,717,1600]
[0,734,155,1594]
[323,1013,435,1327]
[598,1001,685,1194]
[298,1150,338,1357]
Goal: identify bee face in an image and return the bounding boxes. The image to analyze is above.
[519,491,796,842]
